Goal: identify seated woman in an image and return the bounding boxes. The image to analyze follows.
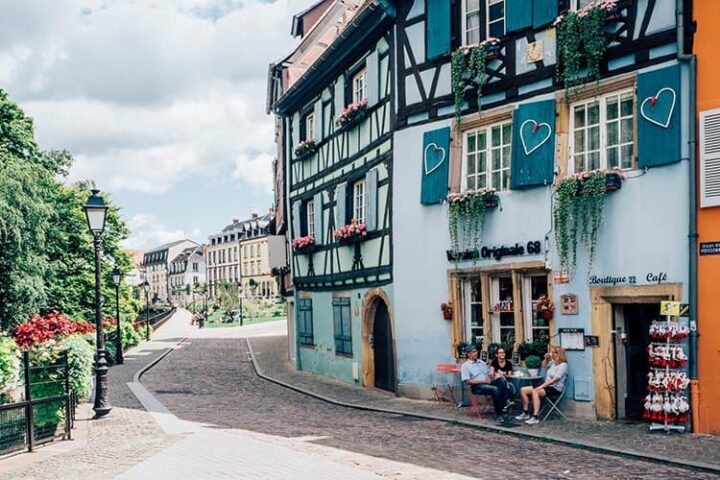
[490,347,515,403]
[515,346,568,425]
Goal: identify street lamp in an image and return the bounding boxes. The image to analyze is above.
[236,281,244,327]
[83,189,111,418]
[143,281,151,341]
[111,266,123,365]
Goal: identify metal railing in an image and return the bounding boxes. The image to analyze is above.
[0,351,76,455]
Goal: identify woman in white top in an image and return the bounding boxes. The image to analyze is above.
[515,346,568,425]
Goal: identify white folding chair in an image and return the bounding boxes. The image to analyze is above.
[541,383,568,421]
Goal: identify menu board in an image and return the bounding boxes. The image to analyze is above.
[559,328,585,351]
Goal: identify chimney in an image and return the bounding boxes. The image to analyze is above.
[233,219,239,224]
[251,212,259,220]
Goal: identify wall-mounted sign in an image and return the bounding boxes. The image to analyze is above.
[526,40,544,63]
[560,294,578,315]
[584,336,600,347]
[700,242,720,255]
[559,328,585,351]
[588,272,668,286]
[660,301,681,316]
[480,240,542,261]
[553,271,569,284]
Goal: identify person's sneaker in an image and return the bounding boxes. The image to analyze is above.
[525,417,540,425]
[502,399,515,412]
[496,416,505,424]
[515,412,529,420]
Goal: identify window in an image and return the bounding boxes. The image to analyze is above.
[305,113,315,141]
[462,0,481,45]
[193,276,198,285]
[306,198,315,238]
[333,297,352,355]
[489,276,515,345]
[572,0,594,9]
[464,121,512,191]
[465,278,484,346]
[524,274,550,343]
[352,68,367,104]
[353,179,366,223]
[486,0,505,38]
[570,90,634,173]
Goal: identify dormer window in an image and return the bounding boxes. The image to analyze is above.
[352,68,367,104]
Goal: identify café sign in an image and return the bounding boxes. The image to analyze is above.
[481,240,542,261]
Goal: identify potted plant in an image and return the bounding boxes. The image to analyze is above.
[440,302,453,320]
[293,139,317,159]
[292,235,316,253]
[447,188,498,263]
[451,40,492,127]
[604,167,625,191]
[333,218,367,244]
[525,355,542,377]
[456,341,470,359]
[336,98,368,129]
[484,37,502,60]
[536,295,555,322]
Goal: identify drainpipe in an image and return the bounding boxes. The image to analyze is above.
[676,0,699,432]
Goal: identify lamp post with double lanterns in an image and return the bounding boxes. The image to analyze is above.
[111,266,124,365]
[83,189,112,418]
[143,280,151,341]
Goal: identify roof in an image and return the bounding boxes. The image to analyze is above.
[169,246,202,265]
[145,239,196,254]
[209,213,274,241]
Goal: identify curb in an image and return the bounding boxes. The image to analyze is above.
[244,338,720,475]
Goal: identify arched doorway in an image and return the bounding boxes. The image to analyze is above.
[362,290,396,393]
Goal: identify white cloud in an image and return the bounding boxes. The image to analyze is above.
[232,152,275,193]
[122,213,202,250]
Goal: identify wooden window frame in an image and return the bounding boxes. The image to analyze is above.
[461,0,483,46]
[462,120,513,192]
[305,112,315,141]
[352,68,367,104]
[353,178,366,224]
[486,0,506,39]
[306,198,315,238]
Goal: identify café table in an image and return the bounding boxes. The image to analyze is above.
[509,372,544,399]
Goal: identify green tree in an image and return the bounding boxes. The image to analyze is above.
[216,281,239,311]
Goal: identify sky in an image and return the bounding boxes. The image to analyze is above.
[0,0,312,250]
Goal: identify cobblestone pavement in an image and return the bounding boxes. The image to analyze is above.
[252,335,720,472]
[143,331,718,479]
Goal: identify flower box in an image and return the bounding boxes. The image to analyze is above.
[484,43,502,60]
[293,244,316,254]
[333,219,368,244]
[446,249,479,262]
[292,235,315,254]
[484,192,500,208]
[293,140,317,161]
[605,4,622,22]
[336,99,368,130]
[605,172,623,192]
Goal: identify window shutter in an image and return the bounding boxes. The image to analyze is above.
[365,50,379,106]
[701,109,720,208]
[507,0,532,33]
[291,113,299,157]
[510,99,556,189]
[313,100,323,141]
[426,0,451,60]
[421,126,452,204]
[292,201,301,240]
[334,183,347,228]
[638,65,681,169]
[533,0,558,29]
[334,77,345,124]
[365,168,379,231]
[313,192,324,243]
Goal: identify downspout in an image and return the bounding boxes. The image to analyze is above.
[676,0,699,432]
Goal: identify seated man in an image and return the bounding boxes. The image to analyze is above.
[461,344,512,423]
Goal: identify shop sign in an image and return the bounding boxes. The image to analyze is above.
[584,335,600,347]
[480,240,542,261]
[660,301,689,317]
[588,272,668,286]
[700,242,720,255]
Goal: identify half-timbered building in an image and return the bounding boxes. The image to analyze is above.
[269,1,398,390]
[392,0,696,422]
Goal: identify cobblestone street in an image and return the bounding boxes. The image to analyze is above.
[0,311,717,479]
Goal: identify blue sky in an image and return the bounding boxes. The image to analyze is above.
[0,0,310,250]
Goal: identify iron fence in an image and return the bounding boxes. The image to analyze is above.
[0,351,76,455]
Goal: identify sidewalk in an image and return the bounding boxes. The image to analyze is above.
[248,334,720,474]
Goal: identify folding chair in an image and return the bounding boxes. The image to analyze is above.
[541,383,568,421]
[465,385,494,418]
[432,364,458,406]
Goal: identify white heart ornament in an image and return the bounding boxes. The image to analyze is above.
[640,87,676,129]
[424,143,446,176]
[520,119,552,156]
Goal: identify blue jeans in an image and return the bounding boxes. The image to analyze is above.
[471,379,511,415]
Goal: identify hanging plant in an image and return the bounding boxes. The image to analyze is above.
[447,188,498,262]
[553,168,624,274]
[555,0,616,98]
[451,39,498,128]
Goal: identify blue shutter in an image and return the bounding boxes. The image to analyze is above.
[334,183,347,228]
[533,0,558,29]
[313,192,324,245]
[510,99,556,189]
[365,50,379,106]
[365,168,378,230]
[507,0,532,33]
[292,201,301,240]
[426,0,451,60]
[313,100,323,141]
[638,64,681,168]
[334,77,345,123]
[420,126,451,205]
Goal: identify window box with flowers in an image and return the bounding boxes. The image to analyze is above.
[294,140,317,161]
[446,188,499,262]
[292,235,316,254]
[336,98,368,131]
[451,38,499,127]
[333,219,368,245]
[440,302,453,321]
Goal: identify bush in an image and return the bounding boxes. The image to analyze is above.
[57,334,95,400]
[524,355,542,369]
[0,335,21,396]
[121,321,143,348]
[13,312,94,349]
[517,338,549,360]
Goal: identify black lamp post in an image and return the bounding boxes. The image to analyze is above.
[111,266,124,365]
[237,281,244,327]
[84,189,112,418]
[143,280,151,341]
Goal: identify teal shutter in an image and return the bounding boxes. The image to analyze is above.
[533,0,558,29]
[510,99,556,189]
[420,126,451,205]
[365,168,378,230]
[291,113,299,158]
[638,64,681,168]
[313,100,323,141]
[313,192,324,244]
[365,50,379,106]
[334,183,347,228]
[507,0,532,33]
[426,0,451,60]
[292,201,301,240]
[334,77,345,123]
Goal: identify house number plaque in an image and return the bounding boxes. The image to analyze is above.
[526,41,544,63]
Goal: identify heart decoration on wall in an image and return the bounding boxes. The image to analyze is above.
[520,119,552,156]
[424,142,446,176]
[640,87,676,129]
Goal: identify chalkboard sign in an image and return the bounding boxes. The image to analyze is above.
[584,335,600,347]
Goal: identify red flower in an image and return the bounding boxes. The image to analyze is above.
[12,312,95,349]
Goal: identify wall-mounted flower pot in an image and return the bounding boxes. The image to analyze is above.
[485,44,501,61]
[337,235,365,246]
[294,146,317,162]
[336,108,368,133]
[605,173,623,192]
[443,311,453,320]
[293,244,317,255]
[606,5,622,22]
[446,249,480,262]
[484,193,500,208]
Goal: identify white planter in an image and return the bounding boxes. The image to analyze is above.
[527,368,539,377]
